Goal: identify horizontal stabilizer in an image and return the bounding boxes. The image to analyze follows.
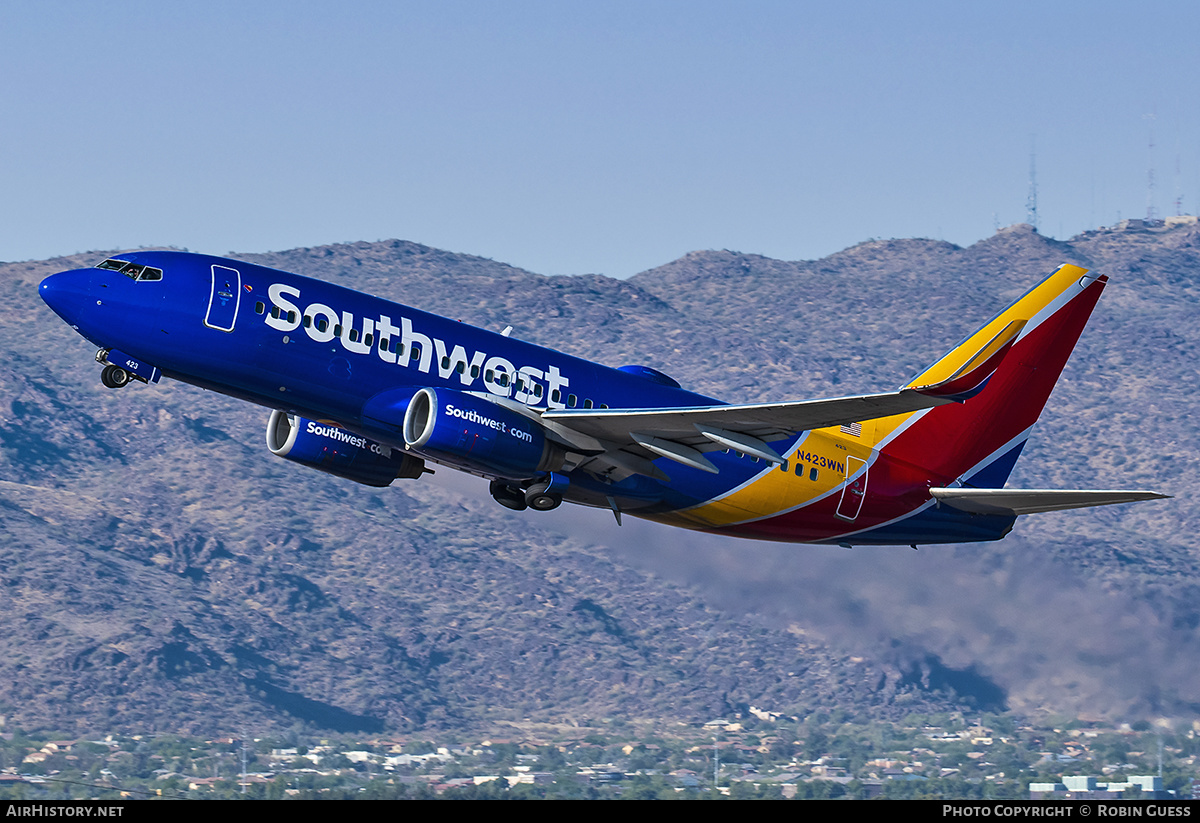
[930,488,1170,516]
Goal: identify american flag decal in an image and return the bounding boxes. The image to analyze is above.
[840,422,862,437]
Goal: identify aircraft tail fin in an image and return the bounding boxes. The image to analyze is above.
[871,264,1106,488]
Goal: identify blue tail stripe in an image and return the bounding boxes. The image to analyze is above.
[965,441,1027,489]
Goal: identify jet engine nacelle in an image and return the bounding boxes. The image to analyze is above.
[402,387,562,478]
[266,410,425,487]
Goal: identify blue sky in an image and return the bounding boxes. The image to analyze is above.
[4,1,1198,276]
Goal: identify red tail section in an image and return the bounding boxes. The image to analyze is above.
[876,265,1106,487]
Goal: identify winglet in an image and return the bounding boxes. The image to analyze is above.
[911,319,1026,401]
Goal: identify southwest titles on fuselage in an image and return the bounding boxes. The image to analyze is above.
[264,283,571,407]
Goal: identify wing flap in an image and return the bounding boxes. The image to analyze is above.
[930,488,1170,515]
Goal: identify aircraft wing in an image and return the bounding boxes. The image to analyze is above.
[929,488,1170,515]
[535,318,1025,478]
[541,391,948,477]
[544,387,950,450]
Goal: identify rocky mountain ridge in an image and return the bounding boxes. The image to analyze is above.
[0,222,1193,734]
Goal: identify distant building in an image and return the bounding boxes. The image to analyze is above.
[506,771,554,785]
[1114,216,1199,231]
[1031,774,1172,799]
[1116,218,1151,230]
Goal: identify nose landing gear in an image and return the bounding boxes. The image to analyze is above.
[100,364,131,389]
[94,348,161,389]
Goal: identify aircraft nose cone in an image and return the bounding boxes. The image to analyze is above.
[39,269,93,326]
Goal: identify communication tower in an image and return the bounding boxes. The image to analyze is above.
[1145,113,1158,221]
[1026,138,1039,232]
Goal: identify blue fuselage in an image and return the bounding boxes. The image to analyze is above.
[38,250,779,515]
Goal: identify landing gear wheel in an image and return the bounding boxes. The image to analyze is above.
[525,482,562,511]
[489,480,527,511]
[100,365,131,389]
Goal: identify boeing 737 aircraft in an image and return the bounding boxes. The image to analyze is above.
[38,252,1165,546]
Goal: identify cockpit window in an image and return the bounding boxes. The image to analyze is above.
[94,258,162,281]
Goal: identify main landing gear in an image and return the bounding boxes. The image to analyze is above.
[100,364,131,389]
[490,480,527,511]
[524,480,562,511]
[489,479,563,512]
